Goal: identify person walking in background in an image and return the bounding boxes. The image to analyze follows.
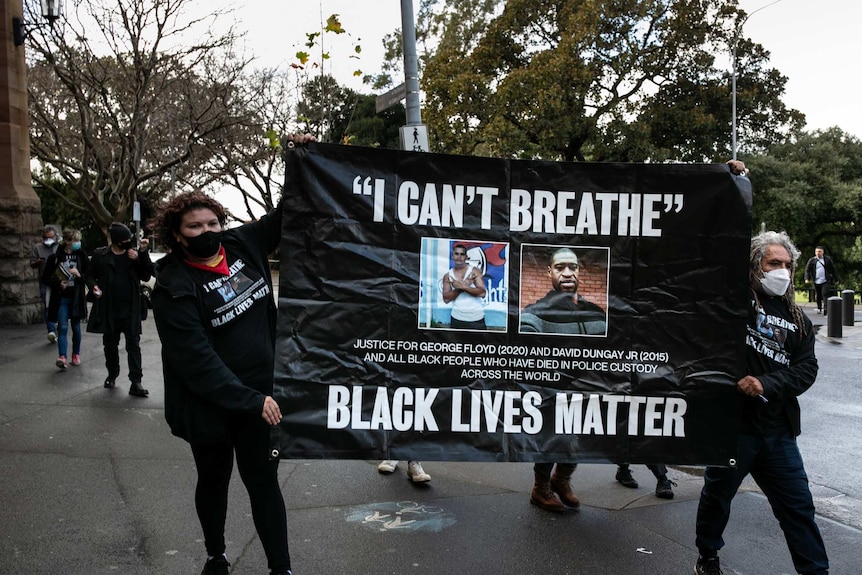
[41,229,89,370]
[693,230,829,575]
[149,133,313,575]
[804,246,839,315]
[614,463,676,499]
[30,224,60,343]
[86,222,154,397]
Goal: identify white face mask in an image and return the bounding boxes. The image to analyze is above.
[43,238,55,246]
[760,268,791,297]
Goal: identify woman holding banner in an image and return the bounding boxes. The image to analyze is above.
[150,134,313,575]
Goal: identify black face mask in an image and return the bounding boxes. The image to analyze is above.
[182,231,222,259]
[118,240,133,250]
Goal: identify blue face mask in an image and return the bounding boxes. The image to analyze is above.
[71,241,82,251]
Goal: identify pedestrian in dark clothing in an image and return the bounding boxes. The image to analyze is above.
[614,463,676,499]
[803,246,839,315]
[693,229,829,575]
[86,222,154,397]
[41,229,89,370]
[30,224,60,341]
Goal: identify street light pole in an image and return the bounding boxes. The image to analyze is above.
[732,0,784,160]
[398,0,429,152]
[400,0,421,126]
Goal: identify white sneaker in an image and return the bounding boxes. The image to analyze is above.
[377,460,399,474]
[407,461,431,483]
[47,332,57,343]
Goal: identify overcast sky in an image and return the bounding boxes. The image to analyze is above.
[737,0,861,138]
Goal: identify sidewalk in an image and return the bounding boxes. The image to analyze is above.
[803,300,862,348]
[1,304,860,574]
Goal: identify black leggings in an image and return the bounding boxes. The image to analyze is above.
[190,416,290,573]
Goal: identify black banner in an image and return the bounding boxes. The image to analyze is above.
[272,143,752,465]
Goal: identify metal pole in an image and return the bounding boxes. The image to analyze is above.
[731,0,784,160]
[827,296,843,337]
[732,37,738,160]
[400,0,421,126]
[841,289,855,326]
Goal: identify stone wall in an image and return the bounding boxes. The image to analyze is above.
[0,197,42,325]
[0,0,45,325]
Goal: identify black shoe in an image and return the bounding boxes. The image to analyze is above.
[201,555,230,575]
[615,467,638,488]
[103,377,116,389]
[270,570,293,575]
[655,475,676,499]
[694,555,723,575]
[129,381,149,397]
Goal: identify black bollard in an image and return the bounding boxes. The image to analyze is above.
[826,296,843,337]
[841,290,855,326]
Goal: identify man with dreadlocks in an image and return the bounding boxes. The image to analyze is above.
[693,224,829,575]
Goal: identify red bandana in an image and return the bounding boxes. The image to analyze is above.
[184,246,230,276]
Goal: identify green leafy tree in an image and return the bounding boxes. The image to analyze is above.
[291,14,366,141]
[33,180,102,249]
[619,35,804,162]
[412,0,800,162]
[369,0,499,91]
[339,94,405,149]
[296,75,359,142]
[744,128,862,288]
[295,73,406,148]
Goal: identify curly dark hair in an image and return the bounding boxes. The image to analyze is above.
[152,191,227,252]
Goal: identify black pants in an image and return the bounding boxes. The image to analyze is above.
[695,433,828,574]
[617,462,668,479]
[190,415,290,573]
[813,282,830,312]
[103,317,142,383]
[534,462,577,478]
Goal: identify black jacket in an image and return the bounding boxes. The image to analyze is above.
[804,254,839,286]
[520,290,607,335]
[743,292,817,437]
[85,246,154,336]
[41,249,90,322]
[151,205,281,444]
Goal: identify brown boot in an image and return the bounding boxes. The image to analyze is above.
[530,472,566,512]
[550,466,580,508]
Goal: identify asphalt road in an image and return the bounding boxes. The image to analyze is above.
[797,314,862,531]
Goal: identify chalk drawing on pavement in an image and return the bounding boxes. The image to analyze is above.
[345,500,457,532]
